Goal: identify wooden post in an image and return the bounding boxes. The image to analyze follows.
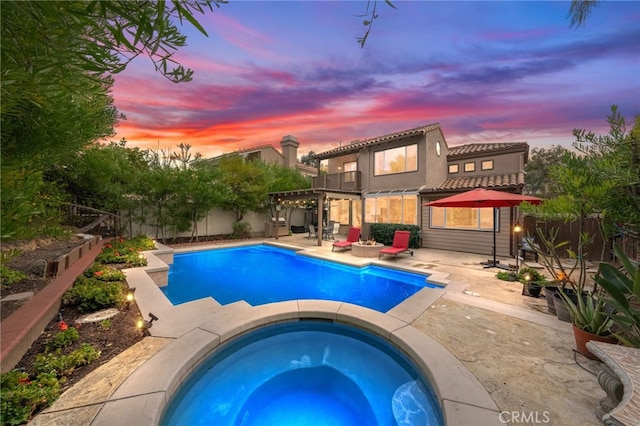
[317,194,324,247]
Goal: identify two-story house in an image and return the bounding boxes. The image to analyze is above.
[272,123,528,258]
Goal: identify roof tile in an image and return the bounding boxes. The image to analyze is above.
[435,171,525,191]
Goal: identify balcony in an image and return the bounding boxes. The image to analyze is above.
[312,171,362,191]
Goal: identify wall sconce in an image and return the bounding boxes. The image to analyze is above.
[137,312,158,336]
[125,287,136,310]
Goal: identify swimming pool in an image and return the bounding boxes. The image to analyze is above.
[162,245,440,312]
[160,320,444,426]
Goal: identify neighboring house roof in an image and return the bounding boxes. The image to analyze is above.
[420,171,526,193]
[448,142,529,161]
[314,123,442,159]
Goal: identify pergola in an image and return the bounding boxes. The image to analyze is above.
[268,189,361,246]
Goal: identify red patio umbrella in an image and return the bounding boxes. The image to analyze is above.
[424,188,543,269]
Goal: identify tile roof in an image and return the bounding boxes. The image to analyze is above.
[448,142,528,159]
[314,123,441,159]
[425,171,526,192]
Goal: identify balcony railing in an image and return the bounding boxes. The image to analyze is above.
[312,171,361,191]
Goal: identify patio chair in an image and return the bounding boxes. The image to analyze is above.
[307,224,317,239]
[378,230,414,261]
[327,222,340,240]
[332,227,361,252]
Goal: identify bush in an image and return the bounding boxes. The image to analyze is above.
[45,328,79,351]
[62,276,125,312]
[231,221,253,239]
[32,344,101,377]
[0,370,60,426]
[369,224,421,248]
[95,236,153,267]
[84,264,126,282]
[0,265,27,288]
[496,271,518,281]
[517,267,546,283]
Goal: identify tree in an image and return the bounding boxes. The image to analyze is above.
[572,105,640,230]
[212,155,269,222]
[523,145,571,198]
[568,0,600,28]
[300,152,319,168]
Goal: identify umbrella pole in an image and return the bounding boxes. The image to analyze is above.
[483,207,499,268]
[493,207,497,266]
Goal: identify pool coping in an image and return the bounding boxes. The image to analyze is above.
[89,242,502,425]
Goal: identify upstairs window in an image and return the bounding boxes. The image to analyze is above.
[481,160,494,171]
[343,161,357,182]
[374,145,418,176]
[464,162,476,172]
[448,164,459,174]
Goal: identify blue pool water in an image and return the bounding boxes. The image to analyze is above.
[163,245,439,312]
[160,321,444,426]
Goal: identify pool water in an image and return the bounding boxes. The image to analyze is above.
[160,321,443,426]
[163,245,439,312]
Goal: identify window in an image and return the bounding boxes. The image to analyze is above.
[343,161,357,183]
[430,207,495,230]
[481,160,494,171]
[329,200,350,225]
[448,164,459,174]
[464,162,476,172]
[374,145,418,176]
[364,195,417,225]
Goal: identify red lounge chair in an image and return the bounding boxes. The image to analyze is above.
[332,227,361,252]
[378,230,414,261]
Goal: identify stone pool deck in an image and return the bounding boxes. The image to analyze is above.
[30,234,608,426]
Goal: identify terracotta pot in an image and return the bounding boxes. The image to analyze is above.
[572,324,617,360]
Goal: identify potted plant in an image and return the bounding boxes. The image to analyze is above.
[517,267,547,297]
[560,290,616,359]
[594,243,640,348]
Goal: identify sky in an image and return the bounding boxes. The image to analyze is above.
[111,1,640,159]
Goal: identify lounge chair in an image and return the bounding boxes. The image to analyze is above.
[332,227,361,252]
[378,230,414,261]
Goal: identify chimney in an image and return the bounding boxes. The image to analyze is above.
[280,135,299,169]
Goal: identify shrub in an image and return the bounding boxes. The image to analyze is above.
[231,221,253,239]
[517,267,546,283]
[84,264,126,282]
[95,236,153,267]
[45,328,79,351]
[0,370,60,426]
[496,271,517,281]
[62,276,125,312]
[369,224,421,248]
[32,344,101,377]
[0,265,27,288]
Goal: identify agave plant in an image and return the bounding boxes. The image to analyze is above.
[594,244,640,347]
[559,291,613,336]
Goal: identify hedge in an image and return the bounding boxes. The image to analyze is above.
[369,224,421,248]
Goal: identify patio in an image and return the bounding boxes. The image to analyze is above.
[30,233,605,426]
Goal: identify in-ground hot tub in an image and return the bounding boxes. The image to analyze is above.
[160,320,443,426]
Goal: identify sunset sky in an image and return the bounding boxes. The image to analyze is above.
[111,1,640,159]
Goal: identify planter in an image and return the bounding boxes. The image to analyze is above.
[544,286,559,315]
[553,289,589,323]
[525,282,542,298]
[572,325,617,360]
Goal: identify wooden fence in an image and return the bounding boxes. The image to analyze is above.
[522,216,639,263]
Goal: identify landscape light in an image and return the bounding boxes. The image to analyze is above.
[125,288,136,310]
[136,312,158,336]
